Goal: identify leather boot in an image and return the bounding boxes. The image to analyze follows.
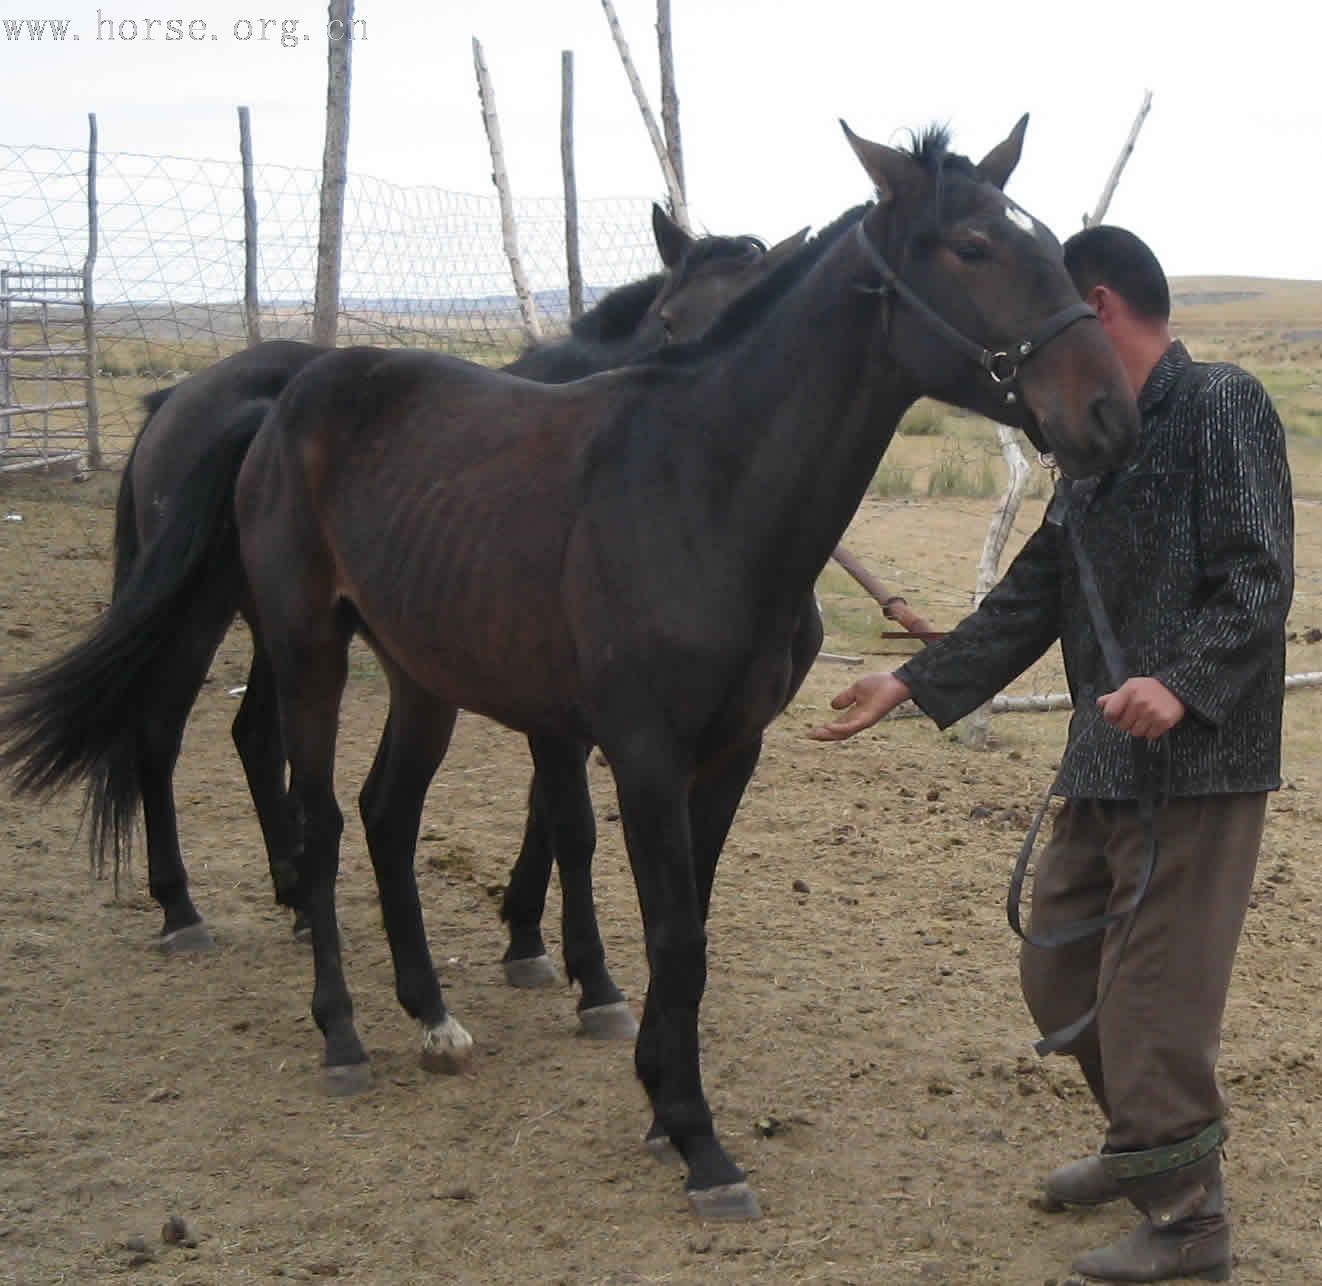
[1044,1154,1123,1209]
[1071,1128,1230,1283]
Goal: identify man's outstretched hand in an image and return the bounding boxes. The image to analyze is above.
[810,672,913,742]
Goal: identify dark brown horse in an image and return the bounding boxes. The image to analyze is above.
[226,118,1136,1219]
[0,205,803,1031]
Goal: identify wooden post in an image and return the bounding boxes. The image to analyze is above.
[598,0,689,230]
[237,106,262,346]
[655,0,685,205]
[472,37,542,345]
[959,428,1033,748]
[82,112,102,470]
[561,51,584,321]
[312,0,353,347]
[1084,90,1153,227]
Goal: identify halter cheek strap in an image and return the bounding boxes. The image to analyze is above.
[853,222,1097,396]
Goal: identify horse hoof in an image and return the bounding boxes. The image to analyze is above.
[643,1134,682,1166]
[420,1016,474,1075]
[688,1182,762,1222]
[503,954,560,989]
[157,923,217,955]
[291,911,311,943]
[577,1001,638,1041]
[321,1061,372,1096]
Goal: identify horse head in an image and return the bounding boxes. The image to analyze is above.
[843,117,1139,478]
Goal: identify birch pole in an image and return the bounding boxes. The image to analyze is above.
[561,51,584,320]
[312,0,353,347]
[473,37,542,345]
[82,112,101,469]
[1084,90,1153,227]
[237,106,262,346]
[655,0,686,205]
[599,0,689,230]
[958,428,1033,748]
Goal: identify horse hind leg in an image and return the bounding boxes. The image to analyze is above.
[265,608,370,1093]
[527,735,635,1039]
[358,672,472,1076]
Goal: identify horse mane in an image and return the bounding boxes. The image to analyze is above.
[569,274,666,343]
[646,205,871,369]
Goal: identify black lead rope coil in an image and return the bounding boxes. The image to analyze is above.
[1006,507,1171,1057]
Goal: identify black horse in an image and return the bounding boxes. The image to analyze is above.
[0,205,804,1035]
[222,117,1133,1218]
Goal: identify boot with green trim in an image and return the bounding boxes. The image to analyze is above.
[1071,1122,1230,1283]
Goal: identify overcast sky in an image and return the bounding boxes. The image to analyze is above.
[2,0,1320,281]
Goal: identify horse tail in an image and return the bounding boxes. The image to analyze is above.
[0,397,269,881]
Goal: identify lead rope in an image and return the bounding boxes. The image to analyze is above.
[1006,503,1171,1056]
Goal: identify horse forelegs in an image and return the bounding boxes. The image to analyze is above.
[611,743,757,1221]
[528,736,634,1039]
[499,770,560,988]
[232,637,303,923]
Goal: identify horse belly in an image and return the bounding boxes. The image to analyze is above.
[344,547,583,737]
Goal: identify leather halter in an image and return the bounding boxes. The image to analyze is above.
[853,222,1097,397]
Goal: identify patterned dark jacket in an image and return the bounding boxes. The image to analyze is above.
[897,342,1294,799]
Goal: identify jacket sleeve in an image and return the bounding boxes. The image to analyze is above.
[896,518,1063,729]
[1154,370,1294,726]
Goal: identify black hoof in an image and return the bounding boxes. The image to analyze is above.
[157,923,218,955]
[577,1001,638,1040]
[687,1181,761,1221]
[503,954,561,989]
[321,1061,372,1096]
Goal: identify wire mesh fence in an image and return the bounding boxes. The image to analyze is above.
[0,140,662,463]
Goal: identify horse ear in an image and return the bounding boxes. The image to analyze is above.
[762,225,811,269]
[652,202,693,268]
[977,114,1030,190]
[839,119,910,206]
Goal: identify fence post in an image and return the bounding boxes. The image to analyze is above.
[656,0,686,207]
[1084,90,1153,227]
[599,0,689,230]
[472,36,542,346]
[82,111,102,469]
[312,0,353,347]
[238,106,262,346]
[561,51,584,321]
[958,427,1032,748]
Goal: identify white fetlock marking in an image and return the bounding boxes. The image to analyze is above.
[421,1015,473,1060]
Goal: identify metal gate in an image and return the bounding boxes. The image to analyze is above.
[0,266,93,473]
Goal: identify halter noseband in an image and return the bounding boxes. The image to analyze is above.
[853,222,1097,404]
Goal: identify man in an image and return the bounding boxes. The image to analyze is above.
[812,226,1293,1283]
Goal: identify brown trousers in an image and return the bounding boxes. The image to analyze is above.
[1019,792,1266,1152]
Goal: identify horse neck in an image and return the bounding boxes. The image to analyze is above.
[677,231,917,606]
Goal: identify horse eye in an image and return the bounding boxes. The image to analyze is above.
[955,242,987,264]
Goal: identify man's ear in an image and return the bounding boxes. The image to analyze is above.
[652,202,693,268]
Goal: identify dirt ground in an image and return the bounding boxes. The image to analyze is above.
[1,471,1320,1286]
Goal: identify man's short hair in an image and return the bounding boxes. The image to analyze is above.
[1063,226,1170,323]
